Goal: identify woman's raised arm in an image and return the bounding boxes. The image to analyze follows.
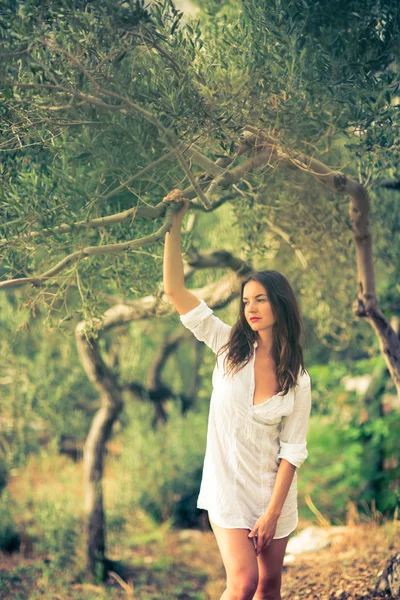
[163,190,232,353]
[163,190,200,315]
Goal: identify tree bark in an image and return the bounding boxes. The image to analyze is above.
[360,358,389,508]
[181,339,205,415]
[74,263,251,579]
[146,331,186,427]
[375,552,400,596]
[97,270,248,332]
[75,325,124,581]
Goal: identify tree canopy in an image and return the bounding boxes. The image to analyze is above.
[0,0,398,320]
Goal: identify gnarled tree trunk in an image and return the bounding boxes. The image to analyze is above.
[75,265,251,579]
[375,552,400,596]
[75,325,123,581]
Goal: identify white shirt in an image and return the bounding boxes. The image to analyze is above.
[180,299,312,537]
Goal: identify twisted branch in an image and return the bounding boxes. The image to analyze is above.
[243,125,400,393]
[0,206,175,290]
[0,135,262,289]
[0,143,223,247]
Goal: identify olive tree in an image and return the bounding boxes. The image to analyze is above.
[1,0,399,581]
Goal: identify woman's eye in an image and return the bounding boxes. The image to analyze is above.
[243,299,267,305]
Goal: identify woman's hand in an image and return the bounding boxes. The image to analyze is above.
[248,512,279,556]
[163,189,190,220]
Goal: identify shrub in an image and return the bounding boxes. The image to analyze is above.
[0,493,20,552]
[30,501,80,573]
[113,400,207,527]
[0,460,9,497]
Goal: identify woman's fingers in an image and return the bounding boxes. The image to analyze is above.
[162,189,189,218]
[163,189,187,203]
[257,535,273,554]
[256,536,264,555]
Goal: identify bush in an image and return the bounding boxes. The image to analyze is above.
[30,501,80,573]
[0,493,20,552]
[300,412,400,523]
[113,400,207,527]
[0,460,9,497]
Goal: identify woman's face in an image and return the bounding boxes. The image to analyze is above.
[242,280,276,331]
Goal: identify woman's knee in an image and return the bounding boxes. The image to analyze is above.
[227,569,259,599]
[254,573,282,599]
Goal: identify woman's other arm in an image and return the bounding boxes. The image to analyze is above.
[277,372,312,468]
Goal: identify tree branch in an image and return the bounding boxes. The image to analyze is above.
[184,249,252,275]
[0,132,271,293]
[0,142,223,247]
[264,219,308,269]
[243,125,400,392]
[100,270,250,333]
[0,206,175,291]
[92,85,212,209]
[42,39,101,91]
[8,83,129,112]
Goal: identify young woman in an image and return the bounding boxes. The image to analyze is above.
[163,192,312,600]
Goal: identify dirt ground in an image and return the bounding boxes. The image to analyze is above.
[0,520,398,599]
[1,455,398,599]
[163,521,399,600]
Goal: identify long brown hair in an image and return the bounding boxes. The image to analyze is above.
[216,270,306,395]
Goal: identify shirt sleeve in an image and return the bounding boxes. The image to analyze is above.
[277,371,312,469]
[179,299,232,354]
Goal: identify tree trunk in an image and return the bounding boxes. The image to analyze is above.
[375,552,400,596]
[368,319,400,593]
[146,330,185,427]
[360,358,389,508]
[245,125,400,396]
[181,339,205,415]
[74,272,246,579]
[75,324,123,581]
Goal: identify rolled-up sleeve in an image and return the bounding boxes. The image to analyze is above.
[277,372,312,468]
[180,299,231,354]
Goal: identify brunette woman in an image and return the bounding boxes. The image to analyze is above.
[163,192,312,600]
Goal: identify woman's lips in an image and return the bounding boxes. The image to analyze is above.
[250,317,261,322]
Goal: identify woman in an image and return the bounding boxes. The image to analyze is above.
[163,191,312,600]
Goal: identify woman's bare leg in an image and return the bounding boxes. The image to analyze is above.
[209,516,259,600]
[253,534,290,600]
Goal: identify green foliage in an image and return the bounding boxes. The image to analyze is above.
[28,500,80,575]
[0,294,98,467]
[300,409,400,521]
[300,357,400,520]
[357,410,400,513]
[112,399,207,526]
[0,563,44,600]
[0,0,398,324]
[299,414,366,521]
[0,0,224,317]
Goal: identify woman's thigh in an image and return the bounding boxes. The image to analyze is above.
[209,516,259,588]
[255,534,290,596]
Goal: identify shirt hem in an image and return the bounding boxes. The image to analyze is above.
[198,505,298,539]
